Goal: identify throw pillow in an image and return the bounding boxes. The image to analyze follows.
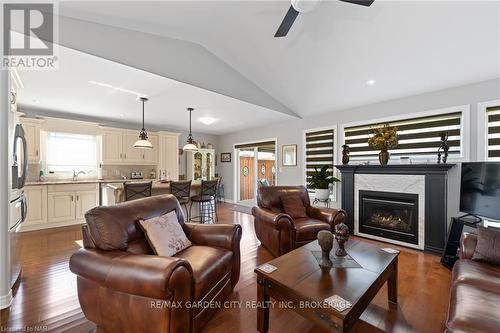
[281,194,307,218]
[138,210,192,257]
[472,226,500,265]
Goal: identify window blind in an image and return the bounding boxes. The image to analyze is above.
[487,106,500,159]
[305,129,334,190]
[343,112,463,162]
[47,132,97,172]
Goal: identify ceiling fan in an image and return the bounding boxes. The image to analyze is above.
[274,0,375,37]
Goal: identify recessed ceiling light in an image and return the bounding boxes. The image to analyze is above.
[199,117,216,125]
[366,79,376,86]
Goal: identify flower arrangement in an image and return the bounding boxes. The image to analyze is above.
[368,124,399,150]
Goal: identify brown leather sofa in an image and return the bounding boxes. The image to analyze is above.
[252,186,347,257]
[445,232,500,333]
[69,194,242,333]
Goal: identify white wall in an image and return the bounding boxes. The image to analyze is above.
[218,78,500,211]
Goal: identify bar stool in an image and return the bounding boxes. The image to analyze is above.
[124,181,152,201]
[170,180,191,221]
[190,179,219,224]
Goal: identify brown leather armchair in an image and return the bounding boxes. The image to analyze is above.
[70,194,242,333]
[252,186,346,257]
[445,232,500,333]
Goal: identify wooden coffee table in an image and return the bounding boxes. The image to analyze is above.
[254,238,399,332]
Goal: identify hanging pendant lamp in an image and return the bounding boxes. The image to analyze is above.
[183,107,198,151]
[133,97,153,150]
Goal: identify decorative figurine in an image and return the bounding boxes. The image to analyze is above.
[317,230,334,269]
[334,222,350,257]
[437,132,449,164]
[342,144,350,165]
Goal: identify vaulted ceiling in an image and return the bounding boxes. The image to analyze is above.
[18,1,500,134]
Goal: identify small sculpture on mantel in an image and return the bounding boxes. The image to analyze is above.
[342,144,350,165]
[317,230,334,269]
[437,132,450,164]
[334,222,350,257]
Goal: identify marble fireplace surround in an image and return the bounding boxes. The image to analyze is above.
[336,164,455,254]
[354,174,425,250]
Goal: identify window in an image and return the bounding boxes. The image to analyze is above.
[305,128,335,192]
[343,111,464,163]
[486,105,500,160]
[46,132,97,173]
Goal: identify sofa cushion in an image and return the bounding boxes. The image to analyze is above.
[447,282,500,333]
[472,226,500,265]
[139,211,191,257]
[281,194,307,218]
[293,218,331,241]
[174,245,233,301]
[452,260,500,291]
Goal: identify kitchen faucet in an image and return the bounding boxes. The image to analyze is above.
[73,170,86,181]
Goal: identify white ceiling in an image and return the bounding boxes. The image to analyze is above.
[19,1,500,134]
[17,43,295,135]
[58,0,500,118]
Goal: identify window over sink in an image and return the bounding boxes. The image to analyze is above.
[46,132,98,174]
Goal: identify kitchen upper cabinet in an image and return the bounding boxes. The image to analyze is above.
[102,130,123,164]
[101,128,158,165]
[47,191,75,223]
[24,186,47,226]
[20,118,43,164]
[158,132,179,180]
[75,190,99,220]
[143,135,158,164]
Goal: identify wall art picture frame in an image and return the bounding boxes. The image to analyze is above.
[221,152,232,163]
[282,144,297,166]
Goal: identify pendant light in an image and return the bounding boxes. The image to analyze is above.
[133,97,153,150]
[183,107,198,151]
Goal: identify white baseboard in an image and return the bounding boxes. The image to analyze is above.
[223,199,234,204]
[19,219,85,232]
[0,289,13,310]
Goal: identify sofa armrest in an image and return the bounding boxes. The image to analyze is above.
[251,206,292,230]
[69,249,193,300]
[184,223,242,251]
[459,232,478,260]
[307,206,347,228]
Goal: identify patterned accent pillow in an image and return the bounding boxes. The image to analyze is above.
[139,211,192,257]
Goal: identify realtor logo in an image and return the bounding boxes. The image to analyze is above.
[2,3,58,69]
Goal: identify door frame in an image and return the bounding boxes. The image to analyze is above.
[233,137,278,203]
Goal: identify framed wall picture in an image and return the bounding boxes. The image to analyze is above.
[221,152,232,163]
[282,144,297,166]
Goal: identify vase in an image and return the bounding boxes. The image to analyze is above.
[379,149,389,165]
[315,189,330,201]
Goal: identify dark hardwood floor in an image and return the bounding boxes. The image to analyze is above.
[0,203,452,332]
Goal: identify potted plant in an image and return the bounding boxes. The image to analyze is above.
[368,124,398,165]
[308,165,340,200]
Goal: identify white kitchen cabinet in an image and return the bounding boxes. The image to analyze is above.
[47,191,75,223]
[20,118,43,164]
[143,135,158,164]
[75,190,99,220]
[186,149,216,181]
[24,186,47,226]
[101,129,124,164]
[157,132,179,180]
[101,127,159,165]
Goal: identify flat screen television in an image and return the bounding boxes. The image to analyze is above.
[460,162,500,220]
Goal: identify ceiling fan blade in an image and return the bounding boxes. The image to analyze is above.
[338,0,375,7]
[274,6,300,37]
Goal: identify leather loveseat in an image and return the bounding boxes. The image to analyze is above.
[445,232,500,333]
[69,194,242,333]
[252,186,347,257]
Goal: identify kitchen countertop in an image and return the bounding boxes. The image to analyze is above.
[25,179,164,186]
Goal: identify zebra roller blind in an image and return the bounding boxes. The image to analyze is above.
[305,129,334,190]
[487,106,500,159]
[343,112,463,163]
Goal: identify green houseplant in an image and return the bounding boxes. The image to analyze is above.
[308,165,340,200]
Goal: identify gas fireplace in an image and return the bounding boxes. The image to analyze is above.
[359,190,419,245]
